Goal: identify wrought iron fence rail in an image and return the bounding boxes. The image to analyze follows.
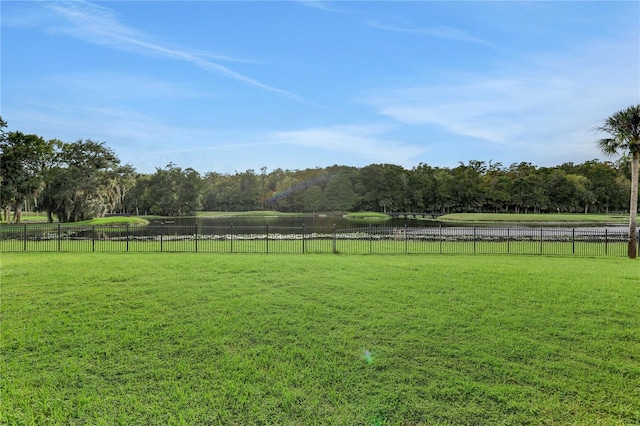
[0,223,633,256]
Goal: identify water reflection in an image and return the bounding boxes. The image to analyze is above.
[147,215,621,230]
[148,215,428,230]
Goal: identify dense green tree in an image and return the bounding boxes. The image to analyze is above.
[122,174,153,215]
[214,174,240,212]
[411,164,439,212]
[356,164,406,212]
[451,162,485,212]
[401,169,425,213]
[270,168,331,212]
[39,140,122,222]
[545,169,577,212]
[237,169,261,211]
[433,168,457,214]
[324,172,357,211]
[566,174,595,214]
[272,172,298,212]
[155,159,630,216]
[304,185,324,213]
[508,163,548,214]
[581,161,627,213]
[201,172,220,212]
[596,104,640,258]
[0,129,55,223]
[139,164,203,216]
[481,162,511,213]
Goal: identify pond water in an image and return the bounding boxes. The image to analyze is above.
[147,215,428,230]
[146,215,623,230]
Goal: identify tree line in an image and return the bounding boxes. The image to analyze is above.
[198,159,632,216]
[0,116,634,223]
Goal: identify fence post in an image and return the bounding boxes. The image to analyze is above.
[572,228,575,255]
[230,224,234,253]
[23,224,27,252]
[473,226,477,254]
[160,228,163,253]
[332,224,337,254]
[405,224,408,254]
[126,223,130,252]
[507,226,510,254]
[302,224,306,254]
[369,224,373,254]
[439,225,443,254]
[58,223,61,252]
[266,224,269,254]
[605,228,608,255]
[539,227,543,255]
[92,225,95,252]
[195,223,198,253]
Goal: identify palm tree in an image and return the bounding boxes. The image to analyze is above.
[596,105,640,258]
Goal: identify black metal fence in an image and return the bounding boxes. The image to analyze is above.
[0,223,634,256]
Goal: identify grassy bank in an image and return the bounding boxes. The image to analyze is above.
[0,212,49,224]
[344,212,391,221]
[79,216,149,226]
[196,211,308,218]
[1,214,149,226]
[2,254,638,425]
[439,213,631,223]
[195,211,634,224]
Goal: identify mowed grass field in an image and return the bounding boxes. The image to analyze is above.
[1,254,638,425]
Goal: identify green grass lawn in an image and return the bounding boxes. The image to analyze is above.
[1,212,49,223]
[2,254,639,425]
[1,239,631,257]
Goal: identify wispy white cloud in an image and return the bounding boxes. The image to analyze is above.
[362,38,638,165]
[295,1,338,12]
[130,123,427,168]
[368,21,495,47]
[269,124,427,165]
[44,1,311,103]
[11,81,423,169]
[139,123,426,167]
[9,96,189,149]
[6,95,258,172]
[190,49,263,65]
[44,72,205,101]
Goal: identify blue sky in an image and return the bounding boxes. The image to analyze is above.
[2,1,639,174]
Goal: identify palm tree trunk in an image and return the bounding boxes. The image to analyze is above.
[629,151,639,259]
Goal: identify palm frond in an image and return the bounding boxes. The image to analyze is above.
[597,138,621,156]
[595,104,640,155]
